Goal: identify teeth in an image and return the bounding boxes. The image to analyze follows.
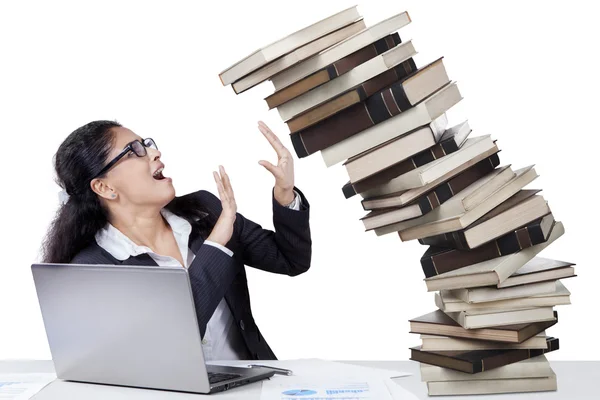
[153,167,164,177]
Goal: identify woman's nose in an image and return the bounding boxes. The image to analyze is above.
[148,147,161,160]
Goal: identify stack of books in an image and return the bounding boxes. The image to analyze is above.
[219,5,576,396]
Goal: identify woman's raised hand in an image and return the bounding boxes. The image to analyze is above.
[207,165,237,247]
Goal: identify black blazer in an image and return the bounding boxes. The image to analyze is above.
[70,186,312,360]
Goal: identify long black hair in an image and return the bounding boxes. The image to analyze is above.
[42,120,217,264]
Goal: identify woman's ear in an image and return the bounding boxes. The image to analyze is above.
[90,178,117,200]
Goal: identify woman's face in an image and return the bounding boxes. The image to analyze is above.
[95,126,175,207]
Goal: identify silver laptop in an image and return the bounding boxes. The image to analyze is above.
[31,263,275,394]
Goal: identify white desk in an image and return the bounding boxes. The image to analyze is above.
[2,360,598,399]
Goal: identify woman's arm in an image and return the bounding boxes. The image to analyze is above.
[237,185,311,276]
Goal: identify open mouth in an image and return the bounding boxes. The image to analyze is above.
[153,167,166,180]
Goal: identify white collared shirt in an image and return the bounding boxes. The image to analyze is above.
[94,190,301,361]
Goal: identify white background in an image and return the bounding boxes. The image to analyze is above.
[0,0,598,361]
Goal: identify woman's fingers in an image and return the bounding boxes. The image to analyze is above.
[258,121,287,159]
[213,170,229,203]
[219,165,235,201]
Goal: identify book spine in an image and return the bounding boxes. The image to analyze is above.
[342,132,464,198]
[291,63,421,158]
[420,244,502,278]
[328,32,401,79]
[417,154,500,215]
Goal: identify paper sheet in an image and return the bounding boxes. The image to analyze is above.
[0,373,56,400]
[260,377,393,400]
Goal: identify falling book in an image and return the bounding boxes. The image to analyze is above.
[219,6,362,86]
[436,281,571,313]
[419,215,555,277]
[443,306,556,329]
[342,119,470,198]
[397,165,538,241]
[424,221,565,292]
[410,336,559,373]
[426,373,556,396]
[321,81,462,167]
[420,212,555,251]
[361,154,499,231]
[420,333,550,352]
[232,20,366,94]
[420,354,553,381]
[277,40,418,121]
[286,57,417,133]
[498,257,576,288]
[409,310,558,343]
[265,33,403,109]
[270,11,412,90]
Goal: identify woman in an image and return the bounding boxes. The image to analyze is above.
[42,119,312,361]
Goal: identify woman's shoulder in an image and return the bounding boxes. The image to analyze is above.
[70,241,117,265]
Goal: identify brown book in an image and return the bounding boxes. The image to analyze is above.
[409,310,558,343]
[410,337,558,374]
[290,60,450,158]
[286,58,417,133]
[265,33,402,109]
[342,121,471,198]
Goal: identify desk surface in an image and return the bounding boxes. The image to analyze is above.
[2,360,598,399]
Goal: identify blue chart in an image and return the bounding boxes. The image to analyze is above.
[283,389,318,396]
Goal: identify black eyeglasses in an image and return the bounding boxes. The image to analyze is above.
[92,138,158,179]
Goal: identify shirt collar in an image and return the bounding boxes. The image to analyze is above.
[95,208,193,262]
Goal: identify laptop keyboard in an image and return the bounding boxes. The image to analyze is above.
[208,371,242,384]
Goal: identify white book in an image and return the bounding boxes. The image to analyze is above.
[271,11,411,90]
[398,166,539,241]
[449,280,557,304]
[498,257,576,288]
[427,373,557,396]
[420,333,549,352]
[231,20,366,93]
[436,281,571,312]
[421,355,553,381]
[277,40,418,120]
[444,306,556,329]
[219,6,361,86]
[321,81,462,167]
[370,135,498,192]
[345,123,447,184]
[424,221,565,292]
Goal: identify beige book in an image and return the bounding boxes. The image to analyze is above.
[220,6,361,86]
[444,306,556,329]
[424,221,565,292]
[420,333,549,352]
[421,355,552,381]
[321,81,462,167]
[427,373,557,396]
[435,282,571,313]
[498,257,576,288]
[231,20,365,93]
[277,40,418,120]
[361,205,423,231]
[398,166,539,241]
[367,165,514,228]
[449,280,557,304]
[271,11,411,90]
[345,124,446,184]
